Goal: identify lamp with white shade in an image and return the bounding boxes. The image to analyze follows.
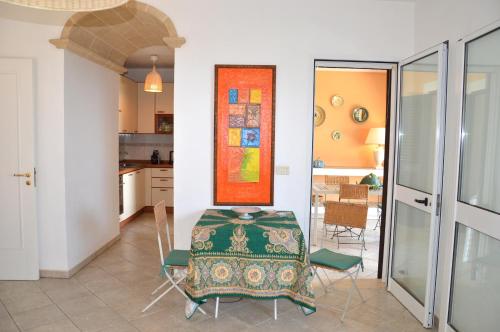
[365,128,386,169]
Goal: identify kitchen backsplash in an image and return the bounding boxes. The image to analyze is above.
[119,134,173,161]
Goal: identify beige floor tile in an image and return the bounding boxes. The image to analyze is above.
[11,304,67,331]
[2,290,53,315]
[24,318,79,332]
[67,307,124,332]
[0,302,20,332]
[39,278,92,303]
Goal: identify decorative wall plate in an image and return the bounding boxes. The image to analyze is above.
[314,106,326,127]
[352,107,369,123]
[331,95,344,108]
[331,130,342,141]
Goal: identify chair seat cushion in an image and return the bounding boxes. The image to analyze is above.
[164,249,190,267]
[310,248,362,271]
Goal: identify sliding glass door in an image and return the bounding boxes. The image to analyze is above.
[446,24,500,332]
[388,43,448,328]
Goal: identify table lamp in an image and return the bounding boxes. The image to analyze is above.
[365,128,386,169]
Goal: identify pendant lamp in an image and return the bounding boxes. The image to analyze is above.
[144,55,162,93]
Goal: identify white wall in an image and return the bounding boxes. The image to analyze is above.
[64,51,120,269]
[413,0,500,327]
[143,0,416,249]
[0,15,69,271]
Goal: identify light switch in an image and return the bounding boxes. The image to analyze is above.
[275,166,290,175]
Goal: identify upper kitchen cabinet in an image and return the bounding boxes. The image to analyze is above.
[155,83,174,114]
[119,76,138,133]
[138,82,156,133]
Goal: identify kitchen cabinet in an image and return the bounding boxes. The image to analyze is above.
[121,171,136,220]
[155,83,174,114]
[119,76,138,133]
[151,167,173,207]
[134,169,145,211]
[120,170,146,222]
[137,83,155,133]
[144,168,152,206]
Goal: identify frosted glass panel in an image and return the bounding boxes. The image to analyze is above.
[459,28,500,213]
[449,223,500,332]
[397,53,438,194]
[391,201,431,304]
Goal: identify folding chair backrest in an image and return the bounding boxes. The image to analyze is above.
[154,200,171,264]
[325,175,349,185]
[324,201,368,230]
[339,184,369,203]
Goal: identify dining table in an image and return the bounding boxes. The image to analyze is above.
[184,209,316,318]
[311,184,383,246]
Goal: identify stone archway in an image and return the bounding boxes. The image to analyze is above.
[50,0,185,73]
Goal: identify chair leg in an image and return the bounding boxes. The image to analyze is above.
[274,299,278,320]
[215,297,220,319]
[151,279,171,295]
[341,265,362,322]
[313,267,328,293]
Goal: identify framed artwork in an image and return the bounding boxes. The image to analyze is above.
[214,65,276,206]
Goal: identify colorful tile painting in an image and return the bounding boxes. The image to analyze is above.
[229,115,245,128]
[227,147,260,183]
[228,128,242,146]
[238,89,250,103]
[250,89,262,104]
[229,89,238,104]
[214,65,275,205]
[246,104,261,127]
[229,104,246,116]
[241,128,260,147]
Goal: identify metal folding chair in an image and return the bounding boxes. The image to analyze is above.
[310,248,365,321]
[142,200,206,315]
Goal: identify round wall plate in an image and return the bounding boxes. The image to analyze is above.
[352,107,369,123]
[331,130,342,141]
[331,95,344,108]
[314,106,326,127]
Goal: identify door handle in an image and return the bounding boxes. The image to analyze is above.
[13,172,31,178]
[414,197,429,206]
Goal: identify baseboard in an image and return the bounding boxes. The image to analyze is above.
[39,233,121,279]
[119,208,145,228]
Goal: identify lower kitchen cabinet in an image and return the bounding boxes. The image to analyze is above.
[152,187,173,206]
[120,167,173,222]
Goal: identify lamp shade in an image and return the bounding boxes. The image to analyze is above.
[365,128,385,145]
[144,68,163,93]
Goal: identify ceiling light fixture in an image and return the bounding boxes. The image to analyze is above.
[144,55,162,93]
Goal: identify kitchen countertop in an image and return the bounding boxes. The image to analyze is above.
[119,160,173,175]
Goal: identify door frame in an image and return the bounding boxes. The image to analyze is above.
[438,20,500,332]
[309,60,398,281]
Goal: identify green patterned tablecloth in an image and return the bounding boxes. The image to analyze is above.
[185,209,316,313]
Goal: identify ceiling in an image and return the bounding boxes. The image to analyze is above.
[125,45,174,68]
[50,1,184,73]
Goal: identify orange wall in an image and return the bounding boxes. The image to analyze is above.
[314,70,387,168]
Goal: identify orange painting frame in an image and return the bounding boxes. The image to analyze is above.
[214,65,276,206]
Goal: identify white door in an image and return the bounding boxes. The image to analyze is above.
[0,58,38,280]
[388,43,448,327]
[444,24,500,332]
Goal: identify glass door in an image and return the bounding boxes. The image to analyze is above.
[445,24,500,332]
[388,43,448,328]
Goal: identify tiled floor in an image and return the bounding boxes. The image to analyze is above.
[311,207,381,279]
[0,213,431,332]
